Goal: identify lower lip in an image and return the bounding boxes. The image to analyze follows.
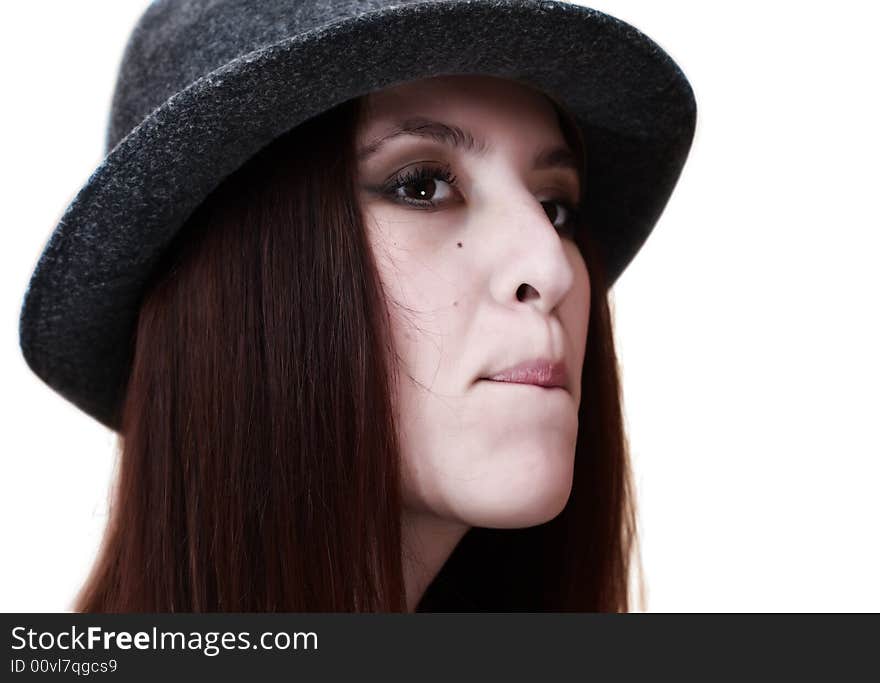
[479,379,566,391]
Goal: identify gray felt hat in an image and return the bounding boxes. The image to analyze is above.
[18,0,697,431]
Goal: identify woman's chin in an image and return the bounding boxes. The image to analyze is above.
[461,474,575,529]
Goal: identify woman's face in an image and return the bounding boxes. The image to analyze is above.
[356,74,590,529]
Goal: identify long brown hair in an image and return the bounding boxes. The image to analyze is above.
[74,89,641,612]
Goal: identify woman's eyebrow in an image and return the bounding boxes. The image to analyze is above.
[357,117,580,175]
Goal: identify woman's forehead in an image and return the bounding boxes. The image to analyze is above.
[358,74,564,142]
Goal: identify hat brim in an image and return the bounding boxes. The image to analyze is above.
[19,0,697,431]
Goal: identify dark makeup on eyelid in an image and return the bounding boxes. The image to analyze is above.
[358,142,582,208]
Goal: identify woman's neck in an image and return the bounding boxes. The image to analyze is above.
[400,508,469,612]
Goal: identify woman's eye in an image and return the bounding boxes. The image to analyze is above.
[542,199,581,237]
[385,165,458,208]
[383,164,580,236]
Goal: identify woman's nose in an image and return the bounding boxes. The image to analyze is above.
[484,190,576,315]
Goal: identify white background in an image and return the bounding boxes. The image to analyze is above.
[2,1,878,612]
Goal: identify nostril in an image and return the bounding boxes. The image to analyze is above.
[516,283,539,302]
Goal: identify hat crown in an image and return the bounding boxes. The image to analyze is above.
[107,0,421,152]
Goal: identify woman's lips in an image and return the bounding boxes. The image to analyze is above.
[484,358,568,389]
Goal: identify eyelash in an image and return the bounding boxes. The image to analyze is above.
[382,164,582,237]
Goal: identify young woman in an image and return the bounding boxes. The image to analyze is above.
[18,0,696,612]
